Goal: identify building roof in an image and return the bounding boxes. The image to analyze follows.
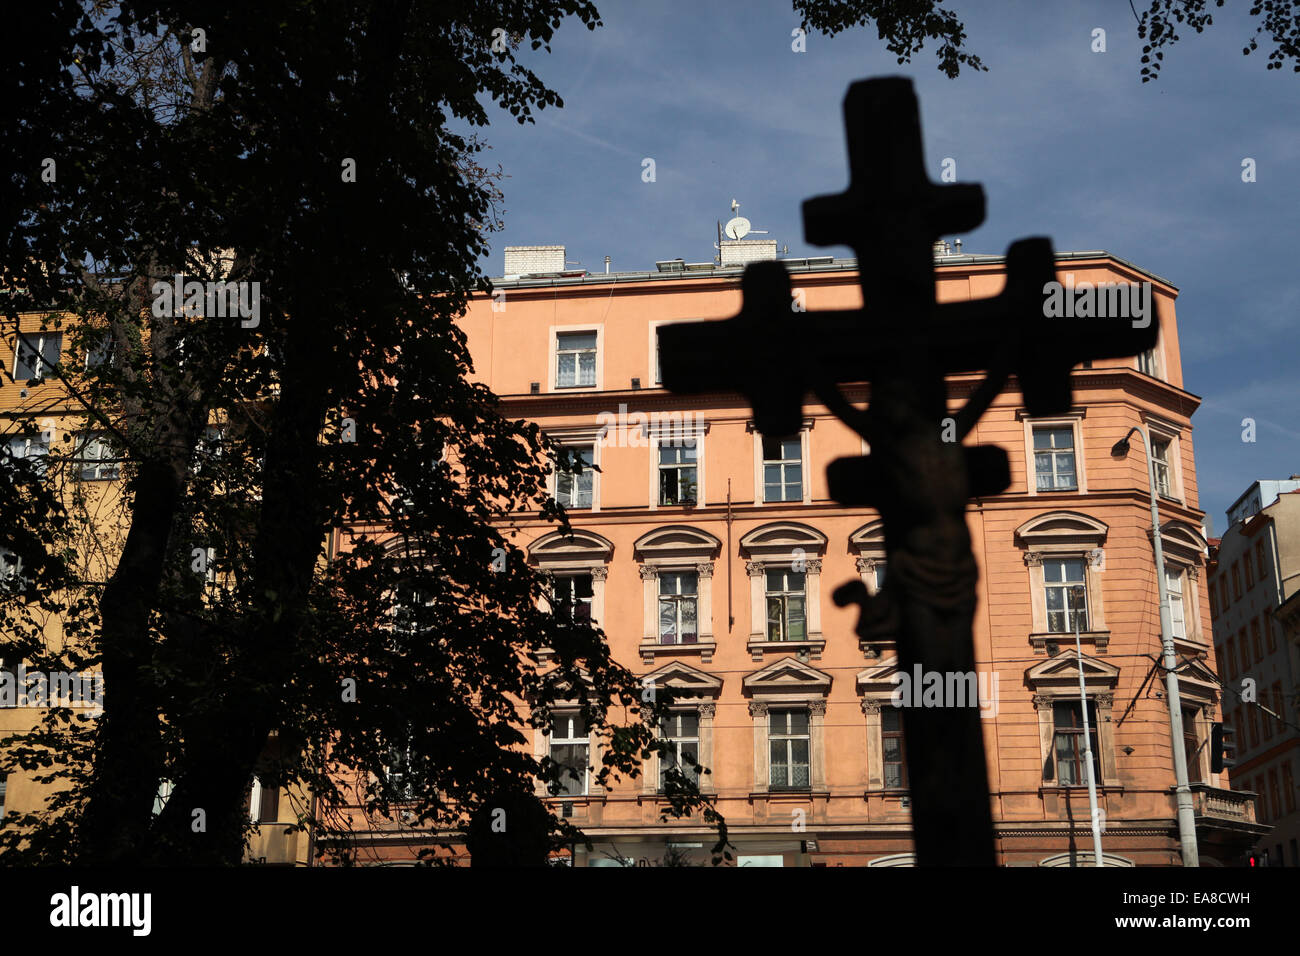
[486,250,1177,291]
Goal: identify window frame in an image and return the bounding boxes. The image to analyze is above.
[550,327,602,391]
[657,439,698,507]
[12,331,62,382]
[657,570,700,646]
[764,567,808,643]
[768,707,812,791]
[550,571,595,625]
[657,710,702,792]
[549,713,591,797]
[553,443,596,511]
[648,422,707,510]
[880,706,908,791]
[1043,556,1090,635]
[760,434,804,504]
[1053,699,1102,788]
[4,430,51,475]
[750,421,813,506]
[71,431,121,481]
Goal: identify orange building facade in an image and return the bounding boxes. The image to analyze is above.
[384,243,1263,867]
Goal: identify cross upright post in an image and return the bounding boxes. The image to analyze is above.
[660,76,1158,865]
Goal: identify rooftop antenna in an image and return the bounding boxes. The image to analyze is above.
[723,199,768,240]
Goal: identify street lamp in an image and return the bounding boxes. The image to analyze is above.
[1112,426,1199,866]
[1069,584,1105,866]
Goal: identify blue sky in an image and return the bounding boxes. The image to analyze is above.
[470,0,1299,530]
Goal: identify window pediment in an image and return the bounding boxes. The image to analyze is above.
[1016,511,1108,548]
[1025,649,1119,694]
[739,521,827,559]
[634,526,721,563]
[528,529,614,566]
[1173,658,1220,705]
[849,520,886,556]
[856,657,902,697]
[1157,520,1208,565]
[640,660,723,699]
[743,657,832,698]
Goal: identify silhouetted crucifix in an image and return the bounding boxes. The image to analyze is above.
[660,77,1157,865]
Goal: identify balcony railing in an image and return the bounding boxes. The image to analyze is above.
[1188,783,1257,825]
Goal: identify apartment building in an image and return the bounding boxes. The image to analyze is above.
[0,312,304,865]
[1207,481,1300,866]
[1,239,1267,866]
[331,240,1261,866]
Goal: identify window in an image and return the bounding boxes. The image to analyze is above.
[1151,438,1173,498]
[761,436,803,502]
[1225,637,1236,679]
[1219,575,1229,611]
[85,333,114,369]
[555,445,593,509]
[1247,705,1258,750]
[152,779,174,817]
[657,571,698,645]
[12,332,61,382]
[1209,580,1218,618]
[1032,427,1077,492]
[552,574,593,623]
[1251,619,1263,662]
[0,549,26,595]
[383,739,417,801]
[658,441,697,506]
[1244,552,1255,589]
[765,569,806,642]
[769,709,810,790]
[881,707,907,789]
[1137,348,1158,377]
[72,432,120,481]
[248,777,280,823]
[1044,558,1088,633]
[874,563,887,592]
[1283,762,1296,814]
[5,432,49,476]
[1255,540,1268,585]
[1272,683,1285,736]
[1265,613,1277,653]
[1269,771,1281,825]
[1239,629,1250,669]
[658,711,700,791]
[653,327,662,385]
[1166,567,1186,640]
[390,582,435,645]
[555,331,596,388]
[1182,706,1202,784]
[550,714,589,796]
[1232,562,1241,600]
[1053,700,1100,787]
[1256,776,1268,822]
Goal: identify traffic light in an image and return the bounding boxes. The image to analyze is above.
[1211,722,1236,773]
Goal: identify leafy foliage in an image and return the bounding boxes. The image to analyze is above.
[0,0,728,866]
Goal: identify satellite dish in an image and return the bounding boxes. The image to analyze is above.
[724,216,751,239]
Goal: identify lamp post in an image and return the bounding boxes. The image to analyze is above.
[1112,426,1199,867]
[1070,584,1105,866]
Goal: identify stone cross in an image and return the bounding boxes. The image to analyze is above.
[660,77,1158,865]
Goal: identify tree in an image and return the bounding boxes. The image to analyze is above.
[1134,0,1300,80]
[0,0,726,866]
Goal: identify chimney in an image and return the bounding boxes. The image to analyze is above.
[720,239,778,267]
[503,245,565,276]
[932,239,951,258]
